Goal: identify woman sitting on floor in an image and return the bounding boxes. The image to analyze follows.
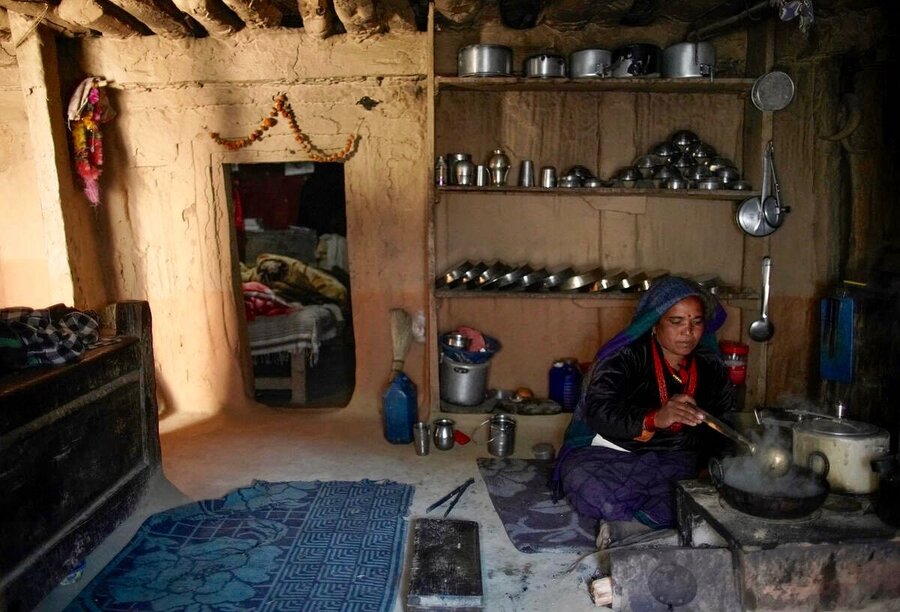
[553,275,735,531]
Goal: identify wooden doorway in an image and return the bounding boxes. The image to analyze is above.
[226,162,355,408]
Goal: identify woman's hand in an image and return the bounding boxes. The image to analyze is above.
[654,394,705,429]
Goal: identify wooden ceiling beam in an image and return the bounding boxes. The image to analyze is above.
[103,0,193,38]
[171,0,243,36]
[298,0,334,38]
[0,0,92,36]
[220,0,280,28]
[379,0,417,32]
[333,0,380,38]
[57,0,141,38]
[434,0,482,26]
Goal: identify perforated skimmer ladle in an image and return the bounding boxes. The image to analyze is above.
[698,408,792,477]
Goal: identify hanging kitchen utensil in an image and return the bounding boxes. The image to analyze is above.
[751,70,795,111]
[761,142,791,228]
[736,143,775,237]
[749,256,775,342]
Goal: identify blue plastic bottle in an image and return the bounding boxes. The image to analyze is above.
[548,359,583,412]
[382,372,418,444]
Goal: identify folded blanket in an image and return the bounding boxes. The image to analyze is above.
[0,304,100,370]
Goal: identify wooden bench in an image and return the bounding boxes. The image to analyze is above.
[0,301,161,611]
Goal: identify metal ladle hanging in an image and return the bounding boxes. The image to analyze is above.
[735,143,776,237]
[762,142,791,228]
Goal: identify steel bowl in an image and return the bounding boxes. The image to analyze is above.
[436,261,473,288]
[708,157,736,173]
[730,180,753,191]
[544,267,576,291]
[666,176,690,190]
[671,130,700,151]
[685,164,711,182]
[716,166,741,183]
[558,174,582,188]
[696,177,724,190]
[653,141,682,163]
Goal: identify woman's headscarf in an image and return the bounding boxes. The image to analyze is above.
[594,275,727,363]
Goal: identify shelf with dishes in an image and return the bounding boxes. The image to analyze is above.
[434,262,757,305]
[435,76,755,95]
[436,185,754,201]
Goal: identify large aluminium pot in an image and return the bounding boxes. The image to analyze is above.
[611,43,661,77]
[661,42,716,78]
[457,44,513,77]
[524,52,567,78]
[570,49,612,79]
[793,417,890,494]
[709,453,830,519]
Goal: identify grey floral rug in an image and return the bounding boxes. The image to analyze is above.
[477,458,596,553]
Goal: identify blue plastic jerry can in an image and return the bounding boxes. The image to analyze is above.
[383,372,418,444]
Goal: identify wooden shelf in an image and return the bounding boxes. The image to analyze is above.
[435,289,757,305]
[435,76,755,95]
[437,185,755,201]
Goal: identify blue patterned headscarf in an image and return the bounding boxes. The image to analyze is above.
[595,275,727,363]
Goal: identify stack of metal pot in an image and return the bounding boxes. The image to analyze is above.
[612,129,751,190]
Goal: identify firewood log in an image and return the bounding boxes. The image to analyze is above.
[590,576,613,607]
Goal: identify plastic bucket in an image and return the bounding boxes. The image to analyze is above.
[440,354,489,406]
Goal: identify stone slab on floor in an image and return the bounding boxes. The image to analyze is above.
[407,518,483,611]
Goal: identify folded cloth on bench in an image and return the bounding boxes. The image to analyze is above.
[246,305,342,365]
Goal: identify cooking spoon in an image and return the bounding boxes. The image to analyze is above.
[749,256,774,342]
[698,408,792,477]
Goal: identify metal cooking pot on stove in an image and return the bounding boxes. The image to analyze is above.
[793,417,890,494]
[710,453,830,519]
[661,42,716,78]
[570,48,613,79]
[611,43,661,77]
[524,52,567,78]
[457,44,513,77]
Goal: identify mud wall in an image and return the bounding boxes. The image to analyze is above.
[61,30,430,417]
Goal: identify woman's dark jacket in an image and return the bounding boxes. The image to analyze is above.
[578,334,735,455]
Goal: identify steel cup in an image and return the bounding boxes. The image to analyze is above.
[413,422,430,456]
[475,165,490,187]
[518,160,535,187]
[540,166,557,189]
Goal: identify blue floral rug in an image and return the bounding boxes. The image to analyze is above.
[66,479,414,611]
[477,458,596,554]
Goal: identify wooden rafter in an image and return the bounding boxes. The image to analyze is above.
[58,0,141,38]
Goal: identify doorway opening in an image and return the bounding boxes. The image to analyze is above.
[227,161,355,408]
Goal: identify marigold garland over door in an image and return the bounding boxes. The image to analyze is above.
[209,94,358,162]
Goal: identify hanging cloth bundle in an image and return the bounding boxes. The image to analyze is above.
[67,77,116,206]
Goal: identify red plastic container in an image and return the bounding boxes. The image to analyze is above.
[719,340,749,386]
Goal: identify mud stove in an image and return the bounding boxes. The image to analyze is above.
[673,479,900,610]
